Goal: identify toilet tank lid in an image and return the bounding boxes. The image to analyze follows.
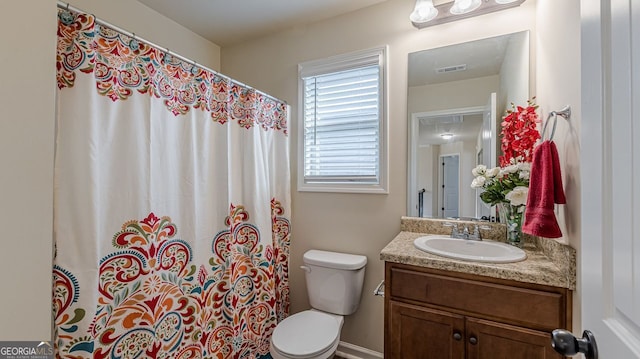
[303,250,367,270]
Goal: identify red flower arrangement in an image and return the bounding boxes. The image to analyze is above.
[499,98,541,167]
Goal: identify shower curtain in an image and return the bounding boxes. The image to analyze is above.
[53,10,290,359]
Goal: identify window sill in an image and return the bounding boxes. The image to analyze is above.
[297,182,389,194]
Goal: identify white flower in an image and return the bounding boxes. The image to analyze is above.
[471,176,486,189]
[517,162,531,172]
[485,167,500,178]
[519,170,530,180]
[504,164,519,174]
[471,165,487,177]
[505,186,529,206]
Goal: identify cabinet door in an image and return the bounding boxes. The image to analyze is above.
[466,317,562,359]
[388,301,465,359]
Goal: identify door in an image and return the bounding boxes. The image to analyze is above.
[466,318,561,359]
[441,154,459,218]
[388,301,465,359]
[482,92,497,170]
[580,0,640,357]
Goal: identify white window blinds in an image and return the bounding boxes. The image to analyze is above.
[298,47,387,193]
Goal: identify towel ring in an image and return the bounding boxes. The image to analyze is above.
[542,106,571,141]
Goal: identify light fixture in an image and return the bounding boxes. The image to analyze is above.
[410,0,526,29]
[450,0,481,15]
[440,133,454,140]
[410,0,438,26]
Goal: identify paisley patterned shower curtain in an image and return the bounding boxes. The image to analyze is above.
[53,10,290,359]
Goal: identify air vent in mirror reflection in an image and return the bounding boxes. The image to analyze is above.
[436,64,467,73]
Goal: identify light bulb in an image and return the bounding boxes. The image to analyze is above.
[440,133,454,140]
[410,0,438,24]
[450,0,482,14]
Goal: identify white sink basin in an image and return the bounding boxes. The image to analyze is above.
[413,235,527,263]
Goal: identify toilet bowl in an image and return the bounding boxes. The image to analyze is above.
[270,310,343,359]
[269,250,367,359]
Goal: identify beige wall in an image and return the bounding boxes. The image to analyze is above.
[0,0,57,341]
[408,75,500,114]
[0,0,220,340]
[417,146,435,216]
[222,0,537,352]
[535,0,582,331]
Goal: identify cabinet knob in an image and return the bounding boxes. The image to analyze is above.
[453,332,462,341]
[469,336,478,345]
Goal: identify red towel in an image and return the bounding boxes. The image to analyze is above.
[522,141,566,238]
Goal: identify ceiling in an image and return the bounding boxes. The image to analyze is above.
[138,0,388,47]
[408,33,511,87]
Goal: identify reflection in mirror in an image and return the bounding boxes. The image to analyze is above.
[407,31,529,219]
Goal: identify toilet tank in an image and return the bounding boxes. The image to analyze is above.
[302,250,367,315]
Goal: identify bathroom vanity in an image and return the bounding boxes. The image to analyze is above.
[381,217,576,359]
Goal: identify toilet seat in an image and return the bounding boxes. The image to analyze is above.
[271,310,341,359]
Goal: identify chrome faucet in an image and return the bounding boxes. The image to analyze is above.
[443,222,491,241]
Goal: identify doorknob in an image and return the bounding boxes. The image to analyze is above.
[551,329,598,359]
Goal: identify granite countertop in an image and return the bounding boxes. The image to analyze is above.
[380,217,576,290]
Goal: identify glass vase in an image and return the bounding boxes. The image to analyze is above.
[496,203,525,247]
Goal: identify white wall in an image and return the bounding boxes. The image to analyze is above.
[499,31,530,114]
[0,0,220,340]
[221,1,536,350]
[536,0,582,331]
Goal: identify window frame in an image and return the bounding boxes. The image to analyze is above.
[297,46,389,194]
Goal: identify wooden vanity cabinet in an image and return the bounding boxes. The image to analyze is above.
[384,262,572,359]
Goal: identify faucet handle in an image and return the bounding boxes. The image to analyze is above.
[443,222,459,235]
[472,224,492,240]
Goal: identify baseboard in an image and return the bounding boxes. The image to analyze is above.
[335,341,383,359]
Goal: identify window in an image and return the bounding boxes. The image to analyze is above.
[298,47,388,193]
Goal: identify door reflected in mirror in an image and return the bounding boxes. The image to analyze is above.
[407,31,529,219]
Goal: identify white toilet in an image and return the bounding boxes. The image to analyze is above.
[270,249,367,359]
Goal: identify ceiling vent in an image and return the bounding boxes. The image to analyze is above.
[435,64,467,74]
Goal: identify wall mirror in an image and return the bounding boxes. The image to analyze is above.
[407,31,529,219]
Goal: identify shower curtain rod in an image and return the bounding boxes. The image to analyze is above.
[56,1,287,105]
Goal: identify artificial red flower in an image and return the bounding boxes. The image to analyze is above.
[499,98,541,167]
